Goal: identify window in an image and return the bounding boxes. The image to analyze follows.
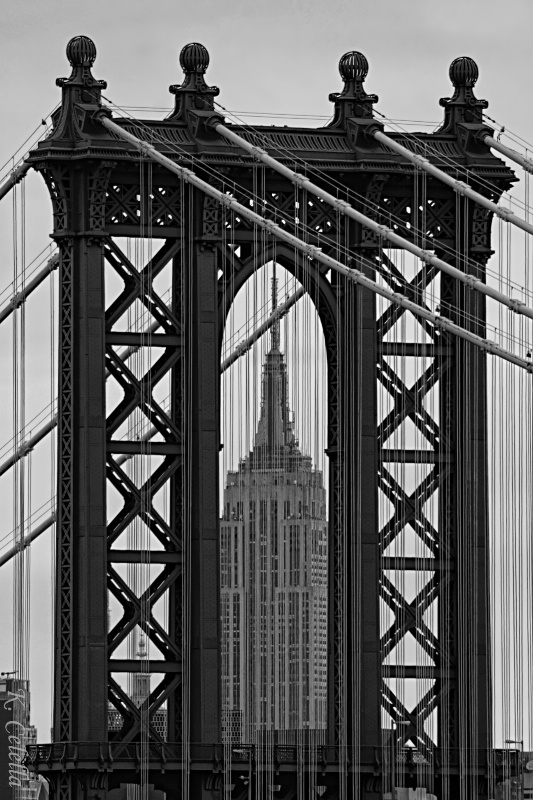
[260,499,267,538]
[221,528,229,587]
[289,526,300,585]
[234,527,239,587]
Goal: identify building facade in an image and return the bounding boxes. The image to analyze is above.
[496,754,533,800]
[221,280,328,744]
[0,677,47,799]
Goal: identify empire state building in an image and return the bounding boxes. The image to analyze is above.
[220,278,328,744]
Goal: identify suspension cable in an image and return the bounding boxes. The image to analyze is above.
[221,286,305,371]
[0,275,305,563]
[5,111,532,577]
[483,135,533,176]
[212,121,533,323]
[4,102,531,483]
[0,278,305,476]
[16,258,522,483]
[98,98,533,340]
[483,113,533,154]
[0,513,56,568]
[372,109,533,217]
[0,106,58,203]
[371,129,533,237]
[0,108,58,177]
[101,93,533,306]
[0,162,31,204]
[0,245,57,305]
[94,112,533,373]
[0,252,59,325]
[212,100,533,296]
[4,119,531,561]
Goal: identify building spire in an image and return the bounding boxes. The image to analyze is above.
[271,267,280,353]
[251,267,298,461]
[132,633,150,707]
[137,634,147,660]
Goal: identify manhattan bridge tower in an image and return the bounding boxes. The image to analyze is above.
[23,35,516,799]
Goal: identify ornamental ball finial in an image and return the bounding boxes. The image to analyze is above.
[339,51,369,83]
[66,35,97,67]
[180,42,210,74]
[449,56,479,88]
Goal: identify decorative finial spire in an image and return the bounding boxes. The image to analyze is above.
[48,36,107,142]
[439,56,488,131]
[252,267,296,461]
[449,56,479,88]
[66,36,97,67]
[180,42,210,74]
[339,51,369,84]
[328,50,378,128]
[57,36,106,92]
[168,42,220,120]
[271,269,280,352]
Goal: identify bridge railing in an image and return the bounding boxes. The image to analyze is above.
[26,741,499,773]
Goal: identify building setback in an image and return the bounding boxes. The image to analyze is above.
[220,278,328,744]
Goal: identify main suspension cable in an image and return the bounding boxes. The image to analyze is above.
[97,95,533,344]
[372,128,533,237]
[95,112,533,373]
[213,101,533,301]
[99,92,533,312]
[212,120,533,324]
[373,109,533,217]
[0,252,59,326]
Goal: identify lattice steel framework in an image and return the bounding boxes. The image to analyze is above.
[26,36,516,800]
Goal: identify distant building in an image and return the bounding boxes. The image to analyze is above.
[108,637,167,741]
[496,753,533,800]
[220,278,328,744]
[0,676,47,799]
[107,639,166,800]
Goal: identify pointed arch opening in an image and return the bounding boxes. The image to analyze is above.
[219,258,331,746]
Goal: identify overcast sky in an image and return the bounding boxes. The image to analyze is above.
[0,0,532,744]
[2,0,533,147]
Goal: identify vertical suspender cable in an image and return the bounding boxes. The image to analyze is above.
[11,171,31,800]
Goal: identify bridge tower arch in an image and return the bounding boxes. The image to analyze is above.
[26,36,515,799]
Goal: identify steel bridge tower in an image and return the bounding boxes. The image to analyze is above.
[26,36,515,799]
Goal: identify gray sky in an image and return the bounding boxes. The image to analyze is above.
[0,0,532,744]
